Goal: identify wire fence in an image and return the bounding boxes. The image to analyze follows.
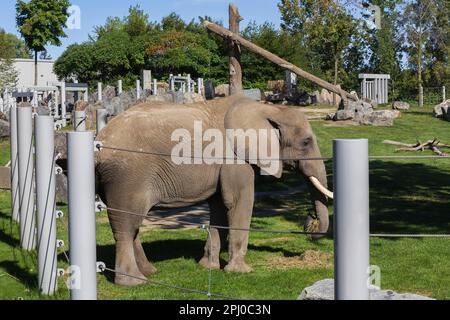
[5,137,450,300]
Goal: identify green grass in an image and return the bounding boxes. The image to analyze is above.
[1,105,449,300]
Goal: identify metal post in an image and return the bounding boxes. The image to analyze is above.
[96,109,108,134]
[61,82,67,127]
[197,78,203,95]
[35,116,57,295]
[187,74,192,93]
[74,110,86,132]
[118,80,123,96]
[419,85,424,108]
[334,139,370,301]
[169,74,175,91]
[9,104,20,222]
[98,82,103,102]
[67,131,97,300]
[443,86,446,102]
[84,88,89,102]
[17,105,36,251]
[136,80,141,99]
[153,79,158,96]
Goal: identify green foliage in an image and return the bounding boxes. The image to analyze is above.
[0,29,31,59]
[16,0,70,52]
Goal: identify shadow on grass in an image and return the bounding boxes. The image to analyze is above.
[369,160,450,234]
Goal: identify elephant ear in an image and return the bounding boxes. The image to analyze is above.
[224,99,284,178]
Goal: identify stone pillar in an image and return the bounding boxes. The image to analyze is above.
[141,70,152,91]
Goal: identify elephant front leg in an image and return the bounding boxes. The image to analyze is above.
[115,238,148,286]
[221,165,255,273]
[199,194,229,270]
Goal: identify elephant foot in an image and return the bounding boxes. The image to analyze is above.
[224,260,253,273]
[198,256,220,270]
[115,272,148,287]
[138,260,158,276]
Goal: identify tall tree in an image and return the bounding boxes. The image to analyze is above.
[16,0,70,85]
[278,0,357,91]
[0,29,23,90]
[401,0,439,87]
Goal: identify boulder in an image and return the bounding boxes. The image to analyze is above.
[393,101,410,111]
[55,167,68,204]
[54,132,68,159]
[433,100,450,119]
[363,98,378,109]
[243,89,262,102]
[334,110,355,121]
[0,119,10,139]
[103,85,117,100]
[298,279,433,301]
[215,84,230,97]
[0,112,8,121]
[359,110,401,127]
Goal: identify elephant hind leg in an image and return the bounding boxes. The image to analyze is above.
[134,237,157,276]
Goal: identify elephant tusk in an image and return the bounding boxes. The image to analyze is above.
[309,176,334,200]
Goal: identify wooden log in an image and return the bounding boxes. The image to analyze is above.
[203,20,358,101]
[229,4,243,95]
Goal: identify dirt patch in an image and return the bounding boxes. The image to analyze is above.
[265,250,333,270]
[323,120,359,127]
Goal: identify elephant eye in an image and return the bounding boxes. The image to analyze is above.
[302,137,312,147]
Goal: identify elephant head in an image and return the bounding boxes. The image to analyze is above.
[225,98,332,238]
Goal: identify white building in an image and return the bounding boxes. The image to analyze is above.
[13,58,59,88]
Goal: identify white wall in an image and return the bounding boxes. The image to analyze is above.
[13,59,59,88]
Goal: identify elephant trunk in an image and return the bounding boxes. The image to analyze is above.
[299,157,331,239]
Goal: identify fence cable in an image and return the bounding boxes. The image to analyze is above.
[99,266,242,300]
[98,144,450,161]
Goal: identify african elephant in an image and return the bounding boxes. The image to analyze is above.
[95,95,332,286]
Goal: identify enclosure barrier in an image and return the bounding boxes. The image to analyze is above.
[67,131,98,300]
[5,110,450,300]
[17,105,36,251]
[35,115,58,295]
[334,139,369,300]
[74,110,87,132]
[9,104,20,222]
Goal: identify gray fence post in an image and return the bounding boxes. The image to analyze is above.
[9,104,20,222]
[61,82,67,127]
[419,85,424,108]
[118,80,123,96]
[67,131,97,300]
[443,86,446,102]
[35,115,57,295]
[136,80,141,99]
[17,105,36,251]
[334,139,370,300]
[96,109,108,134]
[74,110,87,132]
[98,83,103,102]
[153,79,158,96]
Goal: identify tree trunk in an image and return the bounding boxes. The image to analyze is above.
[333,56,339,106]
[34,50,38,86]
[229,4,243,95]
[203,21,358,101]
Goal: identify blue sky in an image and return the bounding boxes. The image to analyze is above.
[1,0,282,59]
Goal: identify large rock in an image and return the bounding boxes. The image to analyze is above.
[0,119,10,139]
[393,101,410,111]
[433,100,450,119]
[298,279,434,301]
[243,89,262,102]
[0,112,8,121]
[215,84,230,97]
[359,110,401,126]
[55,167,68,204]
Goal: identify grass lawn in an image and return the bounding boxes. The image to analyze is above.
[0,104,449,300]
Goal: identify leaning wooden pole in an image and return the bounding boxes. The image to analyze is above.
[203,20,358,101]
[229,4,243,95]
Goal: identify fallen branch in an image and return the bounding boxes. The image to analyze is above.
[383,139,449,157]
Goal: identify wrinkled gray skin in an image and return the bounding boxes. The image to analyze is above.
[96,95,330,286]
